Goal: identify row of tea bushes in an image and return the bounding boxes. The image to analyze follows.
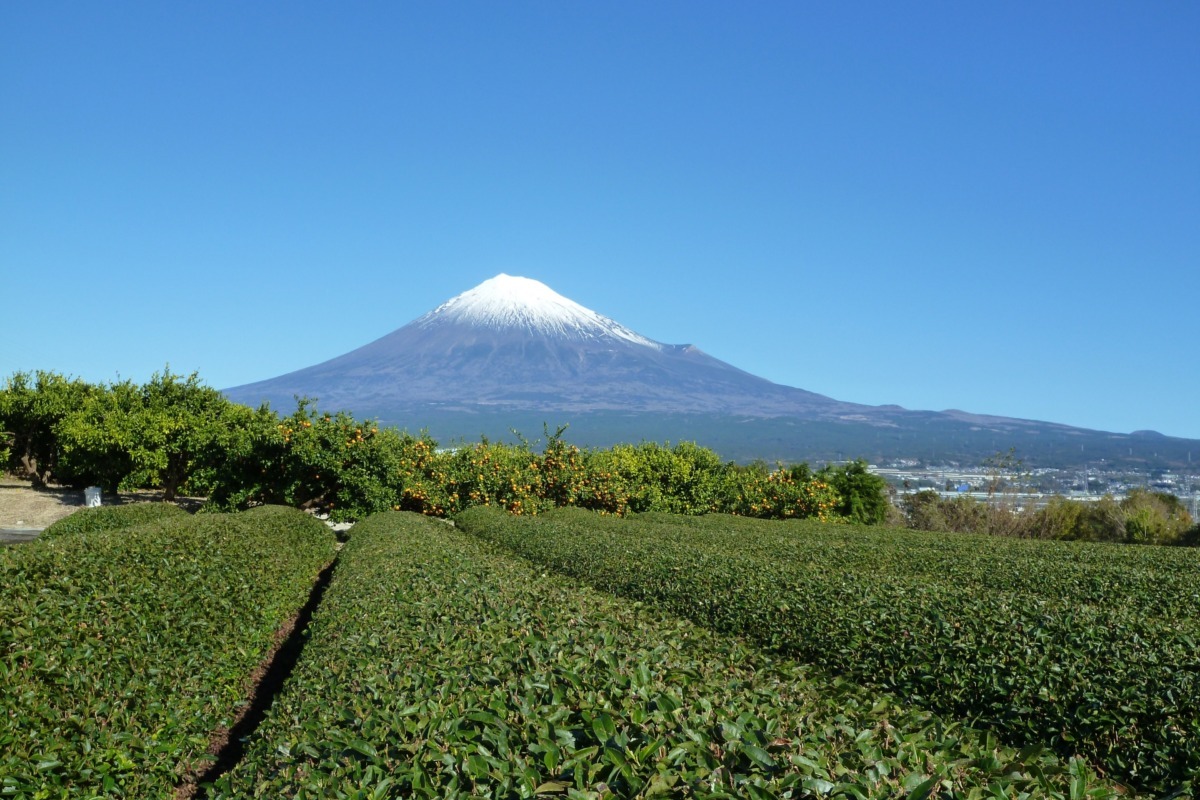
[627,511,1200,619]
[211,511,1114,799]
[0,505,336,796]
[455,507,1200,795]
[36,500,189,541]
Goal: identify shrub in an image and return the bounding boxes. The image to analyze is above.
[0,371,98,487]
[816,459,891,524]
[902,490,992,532]
[1029,492,1194,545]
[212,510,1117,798]
[38,501,188,542]
[1120,488,1194,545]
[0,506,336,795]
[1032,495,1087,540]
[457,507,1200,794]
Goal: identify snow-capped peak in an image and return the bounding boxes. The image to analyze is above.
[416,274,660,348]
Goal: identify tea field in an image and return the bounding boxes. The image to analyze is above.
[456,508,1200,796]
[3,506,1195,797]
[0,505,336,796]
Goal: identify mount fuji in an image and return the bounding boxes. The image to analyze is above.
[224,275,1198,467]
[226,274,864,418]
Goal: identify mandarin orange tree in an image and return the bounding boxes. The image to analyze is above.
[716,461,842,521]
[3,370,881,525]
[205,399,406,521]
[419,438,543,516]
[0,370,99,487]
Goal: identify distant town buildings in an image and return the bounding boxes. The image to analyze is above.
[869,463,1200,516]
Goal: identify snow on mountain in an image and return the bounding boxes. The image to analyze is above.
[415,274,661,349]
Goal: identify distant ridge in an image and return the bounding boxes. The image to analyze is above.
[224,275,1200,468]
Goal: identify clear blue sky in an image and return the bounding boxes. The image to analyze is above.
[3,2,1197,439]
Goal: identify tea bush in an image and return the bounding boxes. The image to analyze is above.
[0,506,336,796]
[457,506,1200,795]
[38,501,188,541]
[210,511,1115,798]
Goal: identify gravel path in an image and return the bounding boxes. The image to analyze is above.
[0,477,85,532]
[0,477,348,544]
[0,477,204,544]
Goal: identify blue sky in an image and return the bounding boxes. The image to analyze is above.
[3,2,1197,439]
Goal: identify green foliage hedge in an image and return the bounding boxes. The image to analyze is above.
[5,368,1196,545]
[0,506,336,796]
[37,501,189,542]
[210,511,1114,798]
[1,370,889,524]
[203,410,873,524]
[455,507,1200,795]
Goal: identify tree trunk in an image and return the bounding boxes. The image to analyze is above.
[20,454,47,489]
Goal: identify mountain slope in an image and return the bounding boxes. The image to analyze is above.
[226,274,862,418]
[224,275,1200,468]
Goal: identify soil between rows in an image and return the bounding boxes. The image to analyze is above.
[176,556,340,799]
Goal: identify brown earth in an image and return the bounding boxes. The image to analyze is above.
[0,476,88,529]
[0,476,203,530]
